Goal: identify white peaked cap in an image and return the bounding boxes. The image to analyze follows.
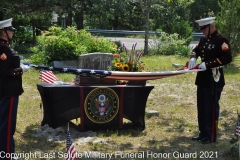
[195,17,215,26]
[0,18,15,30]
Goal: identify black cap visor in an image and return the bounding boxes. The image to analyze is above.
[3,26,16,31]
[200,24,210,30]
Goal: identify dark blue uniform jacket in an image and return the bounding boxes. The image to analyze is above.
[190,31,232,88]
[0,38,23,97]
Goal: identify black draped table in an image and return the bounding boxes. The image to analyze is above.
[37,83,154,131]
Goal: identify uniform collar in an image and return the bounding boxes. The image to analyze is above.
[0,38,9,46]
[208,30,218,38]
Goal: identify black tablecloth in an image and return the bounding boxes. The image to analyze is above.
[37,83,154,130]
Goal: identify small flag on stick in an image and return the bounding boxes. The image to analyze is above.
[66,124,77,160]
[39,70,57,83]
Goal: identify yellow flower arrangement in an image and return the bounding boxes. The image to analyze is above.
[111,42,144,72]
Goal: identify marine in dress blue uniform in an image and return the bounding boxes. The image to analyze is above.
[0,18,29,159]
[188,17,232,144]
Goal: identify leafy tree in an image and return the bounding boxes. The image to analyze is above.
[216,0,240,56]
[84,0,145,30]
[152,0,194,45]
[189,0,220,31]
[0,0,53,44]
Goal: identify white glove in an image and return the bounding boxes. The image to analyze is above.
[188,58,196,68]
[21,64,30,73]
[198,62,206,70]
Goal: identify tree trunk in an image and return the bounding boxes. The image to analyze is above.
[144,0,151,55]
[113,15,119,30]
[32,26,36,44]
[0,11,3,20]
[66,4,73,27]
[75,11,84,30]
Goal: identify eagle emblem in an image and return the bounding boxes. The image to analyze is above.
[84,87,119,124]
[94,94,110,116]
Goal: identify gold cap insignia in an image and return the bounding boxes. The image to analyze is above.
[221,42,229,51]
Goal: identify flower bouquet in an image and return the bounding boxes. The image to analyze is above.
[110,42,145,85]
[111,42,144,72]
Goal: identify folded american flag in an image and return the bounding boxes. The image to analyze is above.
[24,62,203,81]
[39,70,58,83]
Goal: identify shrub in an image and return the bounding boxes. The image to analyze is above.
[161,20,193,45]
[30,26,117,65]
[148,32,192,57]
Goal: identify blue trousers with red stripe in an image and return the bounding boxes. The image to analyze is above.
[0,96,18,158]
[197,87,222,142]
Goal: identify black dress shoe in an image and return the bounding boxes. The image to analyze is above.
[199,138,211,144]
[192,136,203,141]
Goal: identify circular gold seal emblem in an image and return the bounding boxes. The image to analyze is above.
[84,87,119,124]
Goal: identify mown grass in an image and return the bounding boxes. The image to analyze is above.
[15,54,240,160]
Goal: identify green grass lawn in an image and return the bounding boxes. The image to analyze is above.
[15,54,240,160]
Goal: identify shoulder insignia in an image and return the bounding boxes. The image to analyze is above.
[221,42,229,51]
[0,53,7,60]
